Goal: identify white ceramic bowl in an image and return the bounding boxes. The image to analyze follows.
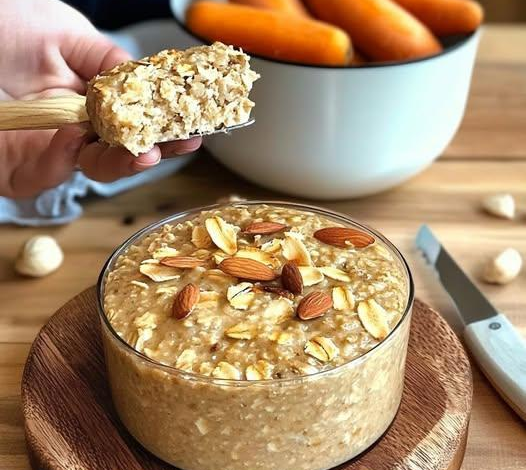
[171,0,480,199]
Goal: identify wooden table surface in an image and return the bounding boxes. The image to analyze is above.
[1,24,525,470]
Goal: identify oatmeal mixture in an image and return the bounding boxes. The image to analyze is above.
[86,42,259,156]
[104,204,408,380]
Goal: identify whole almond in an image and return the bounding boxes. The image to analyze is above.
[160,256,205,268]
[219,257,277,281]
[281,262,303,295]
[296,291,333,320]
[172,283,200,319]
[313,227,374,248]
[243,221,288,235]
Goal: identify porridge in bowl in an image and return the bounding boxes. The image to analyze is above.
[100,202,413,470]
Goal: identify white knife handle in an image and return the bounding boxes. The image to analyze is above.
[464,314,526,421]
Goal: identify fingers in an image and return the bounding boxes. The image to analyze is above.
[77,143,162,182]
[132,148,163,172]
[2,126,201,198]
[63,33,132,81]
[21,88,83,101]
[77,137,202,183]
[33,125,88,189]
[157,137,202,156]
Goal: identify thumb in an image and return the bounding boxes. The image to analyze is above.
[63,33,132,81]
[36,125,88,188]
[7,125,88,198]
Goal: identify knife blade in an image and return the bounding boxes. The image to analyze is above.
[416,224,497,325]
[416,224,526,421]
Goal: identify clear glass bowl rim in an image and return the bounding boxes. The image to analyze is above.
[97,200,415,386]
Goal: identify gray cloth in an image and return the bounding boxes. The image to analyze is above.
[0,158,191,226]
[0,20,196,226]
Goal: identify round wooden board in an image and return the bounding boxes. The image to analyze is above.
[22,287,472,470]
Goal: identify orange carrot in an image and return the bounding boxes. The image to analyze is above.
[186,2,351,66]
[392,0,483,36]
[229,0,310,17]
[304,0,442,62]
[350,50,367,65]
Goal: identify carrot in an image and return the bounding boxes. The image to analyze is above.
[229,0,310,17]
[304,0,442,62]
[186,2,351,66]
[392,0,483,36]
[350,50,367,65]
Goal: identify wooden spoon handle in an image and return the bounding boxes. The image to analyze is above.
[0,94,89,131]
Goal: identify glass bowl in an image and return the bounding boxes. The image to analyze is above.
[97,201,414,470]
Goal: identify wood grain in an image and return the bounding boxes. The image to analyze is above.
[1,24,526,470]
[21,288,471,470]
[0,95,88,131]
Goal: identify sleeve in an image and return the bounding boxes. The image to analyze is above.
[63,0,173,30]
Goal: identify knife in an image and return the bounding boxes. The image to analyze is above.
[416,225,526,421]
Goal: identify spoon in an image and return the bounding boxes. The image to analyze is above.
[0,93,254,137]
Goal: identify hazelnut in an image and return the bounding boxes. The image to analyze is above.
[481,193,515,219]
[15,235,63,277]
[482,248,522,285]
[216,194,246,204]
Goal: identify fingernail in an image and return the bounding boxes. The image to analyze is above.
[133,149,161,170]
[174,137,202,155]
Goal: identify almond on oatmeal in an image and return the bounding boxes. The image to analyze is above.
[172,283,200,319]
[297,291,333,320]
[281,262,304,295]
[243,221,288,235]
[219,257,277,281]
[313,227,375,248]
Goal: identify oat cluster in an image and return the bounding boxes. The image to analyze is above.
[104,205,408,380]
[86,42,259,156]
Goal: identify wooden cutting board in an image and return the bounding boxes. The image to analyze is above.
[21,287,472,470]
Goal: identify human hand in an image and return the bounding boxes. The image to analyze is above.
[0,0,201,198]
